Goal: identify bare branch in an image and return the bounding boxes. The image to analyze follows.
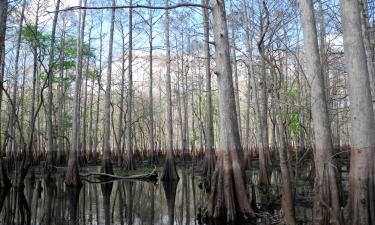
[53,3,211,13]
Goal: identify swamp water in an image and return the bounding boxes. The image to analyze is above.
[0,166,317,225]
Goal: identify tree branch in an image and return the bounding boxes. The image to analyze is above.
[53,3,211,13]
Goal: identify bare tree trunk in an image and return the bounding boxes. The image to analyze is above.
[148,0,155,164]
[359,0,375,114]
[161,0,179,181]
[82,27,92,165]
[256,1,271,186]
[117,22,126,167]
[0,0,10,188]
[94,15,104,163]
[126,0,135,171]
[229,0,241,143]
[340,1,375,224]
[207,0,254,221]
[66,0,87,186]
[242,0,254,169]
[57,19,67,164]
[300,1,342,224]
[9,0,26,155]
[202,0,215,177]
[101,0,115,174]
[46,0,61,166]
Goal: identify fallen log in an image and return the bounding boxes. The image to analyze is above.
[80,168,158,182]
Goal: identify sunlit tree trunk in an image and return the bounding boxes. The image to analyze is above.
[207,0,254,221]
[101,0,115,174]
[161,0,179,181]
[340,0,375,224]
[148,0,155,164]
[300,1,342,224]
[125,0,135,171]
[202,0,215,177]
[65,0,87,186]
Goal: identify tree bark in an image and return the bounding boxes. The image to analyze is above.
[161,0,179,181]
[207,0,254,221]
[202,0,215,177]
[102,0,115,174]
[0,0,10,188]
[148,0,155,164]
[340,0,375,224]
[300,1,342,224]
[46,0,61,166]
[66,0,87,186]
[125,0,135,171]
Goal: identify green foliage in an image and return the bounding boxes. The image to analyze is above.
[288,110,301,141]
[286,79,303,141]
[85,69,99,79]
[21,24,51,52]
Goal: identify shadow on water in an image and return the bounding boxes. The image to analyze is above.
[0,167,315,225]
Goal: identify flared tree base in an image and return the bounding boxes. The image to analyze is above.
[161,155,179,181]
[65,159,81,187]
[101,158,114,175]
[203,149,216,177]
[125,156,136,171]
[207,151,254,222]
[243,152,252,170]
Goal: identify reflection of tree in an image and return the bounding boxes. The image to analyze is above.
[162,181,178,225]
[12,187,31,225]
[66,186,81,225]
[150,184,155,225]
[101,182,113,225]
[126,182,134,225]
[118,182,125,225]
[0,186,9,218]
[43,179,56,225]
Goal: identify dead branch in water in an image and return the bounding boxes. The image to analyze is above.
[80,167,158,182]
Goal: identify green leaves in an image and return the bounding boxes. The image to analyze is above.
[21,24,51,51]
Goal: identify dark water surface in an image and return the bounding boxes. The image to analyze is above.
[0,167,315,225]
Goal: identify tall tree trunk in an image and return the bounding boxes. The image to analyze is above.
[9,0,26,154]
[94,15,104,162]
[46,0,61,166]
[207,0,254,221]
[101,0,115,174]
[148,0,155,164]
[65,0,87,186]
[57,20,66,164]
[360,0,375,114]
[126,0,135,171]
[340,0,375,224]
[0,0,10,188]
[242,0,254,168]
[300,1,342,224]
[202,0,215,177]
[117,22,126,167]
[82,27,92,165]
[229,0,241,143]
[161,0,179,181]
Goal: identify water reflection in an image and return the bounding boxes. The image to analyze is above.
[0,168,313,225]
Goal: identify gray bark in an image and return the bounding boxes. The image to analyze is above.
[102,0,116,173]
[340,0,375,224]
[300,1,342,224]
[46,0,61,165]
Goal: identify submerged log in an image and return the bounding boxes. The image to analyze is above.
[80,168,158,182]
